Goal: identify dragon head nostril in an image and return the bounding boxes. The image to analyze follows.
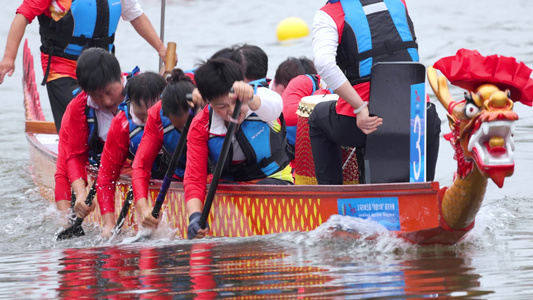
[489,91,510,108]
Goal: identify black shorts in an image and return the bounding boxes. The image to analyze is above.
[45,77,79,132]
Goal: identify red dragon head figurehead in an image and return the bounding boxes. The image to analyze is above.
[428,49,533,188]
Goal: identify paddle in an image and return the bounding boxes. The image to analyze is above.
[158,0,167,70]
[57,180,97,240]
[111,187,134,236]
[126,103,196,243]
[160,42,176,78]
[152,110,195,219]
[198,97,242,231]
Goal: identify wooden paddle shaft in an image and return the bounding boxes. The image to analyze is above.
[163,42,177,75]
[25,120,57,134]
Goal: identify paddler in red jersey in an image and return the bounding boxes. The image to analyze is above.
[54,48,126,221]
[132,69,199,231]
[185,56,294,240]
[73,71,166,237]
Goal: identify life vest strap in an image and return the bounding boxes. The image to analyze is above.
[129,126,143,139]
[39,26,116,48]
[163,124,175,134]
[357,40,417,62]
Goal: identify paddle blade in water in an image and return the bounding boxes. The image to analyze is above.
[57,225,85,241]
[56,217,85,241]
[120,229,152,244]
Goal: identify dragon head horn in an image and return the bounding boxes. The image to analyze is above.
[427,66,456,112]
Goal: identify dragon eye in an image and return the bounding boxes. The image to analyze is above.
[464,102,479,118]
[506,90,511,99]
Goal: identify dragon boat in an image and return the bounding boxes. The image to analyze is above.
[22,40,533,244]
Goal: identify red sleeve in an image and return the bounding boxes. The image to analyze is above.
[282,75,316,126]
[54,130,71,202]
[183,107,210,203]
[16,0,51,23]
[96,112,130,214]
[185,71,196,85]
[400,0,409,13]
[132,102,164,202]
[63,92,90,184]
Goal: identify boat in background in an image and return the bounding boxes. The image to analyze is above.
[23,41,525,244]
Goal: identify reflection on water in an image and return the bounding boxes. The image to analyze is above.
[0,238,498,298]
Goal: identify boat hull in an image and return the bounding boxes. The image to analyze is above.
[27,130,457,243]
[22,39,473,245]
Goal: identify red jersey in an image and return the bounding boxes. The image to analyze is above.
[281,74,330,126]
[54,91,91,201]
[131,101,165,202]
[335,82,371,117]
[96,111,131,214]
[183,106,211,203]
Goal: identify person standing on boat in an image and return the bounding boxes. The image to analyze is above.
[185,57,294,239]
[131,69,199,232]
[54,47,126,214]
[0,0,168,132]
[72,71,166,237]
[307,0,441,184]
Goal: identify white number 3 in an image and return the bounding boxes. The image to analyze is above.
[413,115,422,180]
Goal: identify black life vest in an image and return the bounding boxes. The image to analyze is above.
[38,0,122,83]
[323,0,419,85]
[38,0,121,60]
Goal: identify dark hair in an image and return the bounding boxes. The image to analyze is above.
[210,45,239,60]
[274,57,317,88]
[194,58,243,102]
[76,47,122,93]
[161,68,195,117]
[192,45,240,72]
[230,44,268,81]
[126,72,166,107]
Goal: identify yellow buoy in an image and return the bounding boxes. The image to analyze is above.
[276,17,310,41]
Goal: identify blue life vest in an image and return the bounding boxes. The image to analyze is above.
[247,78,271,93]
[85,105,104,167]
[117,102,144,158]
[38,0,122,60]
[324,0,418,85]
[159,109,187,178]
[117,102,166,179]
[183,68,196,75]
[207,109,290,182]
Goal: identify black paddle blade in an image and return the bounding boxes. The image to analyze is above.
[57,225,85,240]
[57,217,85,241]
